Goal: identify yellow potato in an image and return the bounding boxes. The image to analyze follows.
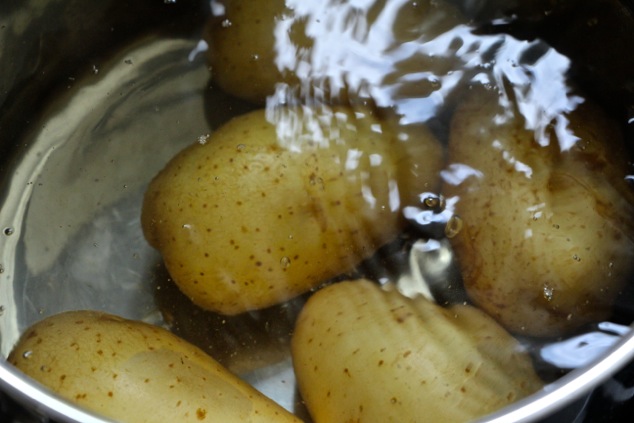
[8,310,301,423]
[444,87,634,337]
[291,279,543,423]
[204,0,465,104]
[142,105,442,315]
[205,0,300,104]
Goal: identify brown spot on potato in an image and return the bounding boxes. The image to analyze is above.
[196,408,207,420]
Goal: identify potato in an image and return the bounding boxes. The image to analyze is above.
[205,0,301,104]
[142,105,442,315]
[291,279,543,423]
[444,87,634,337]
[8,310,301,423]
[204,0,465,104]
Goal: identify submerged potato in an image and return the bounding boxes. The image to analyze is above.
[205,0,299,103]
[291,279,543,423]
[205,0,465,104]
[8,310,301,423]
[444,87,634,337]
[142,105,442,314]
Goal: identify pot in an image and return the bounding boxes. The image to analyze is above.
[0,0,633,422]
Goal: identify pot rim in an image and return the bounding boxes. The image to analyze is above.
[0,325,633,422]
[477,324,634,422]
[0,360,113,423]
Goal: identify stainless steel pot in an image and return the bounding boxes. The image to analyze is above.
[1,0,633,422]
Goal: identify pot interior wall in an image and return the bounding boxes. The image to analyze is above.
[0,1,633,422]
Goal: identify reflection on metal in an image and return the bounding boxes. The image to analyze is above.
[540,322,631,369]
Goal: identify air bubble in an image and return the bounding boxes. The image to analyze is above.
[221,19,232,28]
[3,227,14,236]
[543,284,554,302]
[198,134,210,145]
[280,256,291,269]
[422,194,445,211]
[22,350,33,359]
[423,196,439,209]
[572,254,581,262]
[236,144,246,151]
[444,215,463,238]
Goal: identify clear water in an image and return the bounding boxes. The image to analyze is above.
[0,1,633,421]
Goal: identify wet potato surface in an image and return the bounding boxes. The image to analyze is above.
[292,279,544,423]
[9,310,301,423]
[141,105,442,315]
[4,0,634,422]
[444,87,634,337]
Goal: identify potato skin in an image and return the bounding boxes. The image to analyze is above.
[142,106,442,315]
[205,0,299,104]
[444,87,634,337]
[205,0,465,104]
[291,280,543,423]
[8,310,301,423]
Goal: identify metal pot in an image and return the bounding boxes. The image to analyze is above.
[0,0,633,422]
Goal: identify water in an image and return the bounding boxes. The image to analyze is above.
[0,0,633,421]
[0,37,214,354]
